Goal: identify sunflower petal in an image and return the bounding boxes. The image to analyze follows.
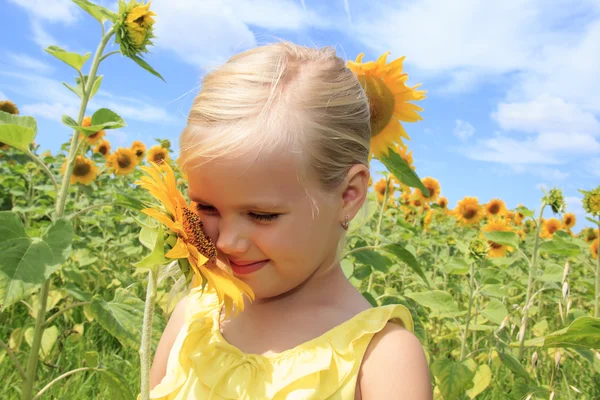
[165,237,190,259]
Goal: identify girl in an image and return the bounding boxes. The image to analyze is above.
[149,41,432,399]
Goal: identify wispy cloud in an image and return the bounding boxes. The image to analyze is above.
[6,52,54,74]
[453,119,475,141]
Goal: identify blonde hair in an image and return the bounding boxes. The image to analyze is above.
[178,41,371,194]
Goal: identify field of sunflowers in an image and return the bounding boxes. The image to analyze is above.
[1,1,600,399]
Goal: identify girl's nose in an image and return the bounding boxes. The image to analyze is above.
[216,219,250,256]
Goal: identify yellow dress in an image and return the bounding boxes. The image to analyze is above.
[150,287,414,400]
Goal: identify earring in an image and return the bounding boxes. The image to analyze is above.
[341,215,350,230]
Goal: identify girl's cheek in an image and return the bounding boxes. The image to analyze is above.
[201,218,220,244]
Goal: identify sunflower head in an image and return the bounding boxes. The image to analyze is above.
[591,238,599,259]
[541,217,562,239]
[485,199,507,218]
[514,206,525,226]
[131,140,146,162]
[580,227,599,243]
[147,144,170,166]
[393,144,416,170]
[0,100,19,115]
[453,197,484,226]
[109,147,138,175]
[347,53,425,159]
[94,140,111,157]
[562,213,576,229]
[61,155,99,185]
[482,218,514,258]
[115,0,156,57]
[581,186,600,217]
[420,177,440,202]
[437,196,448,210]
[544,188,566,214]
[469,236,489,261]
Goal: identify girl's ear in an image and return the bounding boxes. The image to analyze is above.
[340,164,370,221]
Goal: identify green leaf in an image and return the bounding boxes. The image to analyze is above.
[432,359,475,400]
[86,108,126,132]
[0,213,73,308]
[381,243,430,286]
[542,317,600,349]
[586,216,598,225]
[467,364,492,399]
[74,75,103,100]
[0,111,37,150]
[89,75,103,98]
[73,0,118,23]
[440,257,470,276]
[515,206,534,218]
[24,325,58,359]
[341,259,354,279]
[97,369,136,400]
[538,235,580,257]
[353,249,391,273]
[134,226,170,270]
[353,265,372,280]
[89,288,146,349]
[379,148,429,195]
[45,45,90,71]
[84,351,99,368]
[483,231,519,249]
[63,82,83,99]
[130,54,165,82]
[361,291,378,307]
[405,290,461,316]
[536,264,563,283]
[481,299,508,325]
[499,351,532,382]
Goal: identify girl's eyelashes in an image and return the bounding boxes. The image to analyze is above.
[195,203,280,222]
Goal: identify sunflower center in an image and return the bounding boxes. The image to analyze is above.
[489,241,503,249]
[89,132,100,139]
[565,217,573,225]
[182,207,217,260]
[73,162,91,177]
[117,154,132,169]
[136,149,144,157]
[99,145,108,155]
[463,207,477,219]
[153,152,166,164]
[548,225,558,234]
[364,75,395,137]
[489,204,500,214]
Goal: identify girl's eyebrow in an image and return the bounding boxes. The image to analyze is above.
[188,192,287,210]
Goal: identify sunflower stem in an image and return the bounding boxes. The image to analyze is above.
[140,268,158,400]
[595,219,600,317]
[21,27,115,400]
[460,261,476,361]
[367,176,390,293]
[518,202,546,359]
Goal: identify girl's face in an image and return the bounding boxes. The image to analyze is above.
[186,150,343,299]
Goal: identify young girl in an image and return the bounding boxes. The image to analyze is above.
[149,41,432,399]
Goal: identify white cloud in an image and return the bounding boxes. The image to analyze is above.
[586,158,600,176]
[565,196,585,218]
[7,52,53,74]
[460,134,561,165]
[492,95,600,135]
[536,132,600,153]
[30,19,62,49]
[8,0,78,23]
[453,119,475,141]
[21,102,78,122]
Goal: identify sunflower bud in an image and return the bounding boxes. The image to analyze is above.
[554,350,562,368]
[531,351,538,369]
[562,261,569,284]
[469,236,489,261]
[567,298,572,315]
[0,100,19,115]
[543,187,566,214]
[115,0,156,57]
[581,186,600,217]
[562,281,569,302]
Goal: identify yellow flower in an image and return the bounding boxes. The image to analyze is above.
[79,116,106,145]
[393,144,416,170]
[409,194,425,210]
[61,155,99,185]
[131,140,146,162]
[591,238,599,259]
[580,227,599,243]
[453,197,484,226]
[115,0,156,57]
[562,213,576,229]
[516,229,526,241]
[109,147,138,175]
[0,100,19,115]
[136,162,254,317]
[347,53,426,159]
[541,218,562,239]
[582,186,600,217]
[513,205,525,226]
[423,209,434,230]
[147,144,170,165]
[421,177,441,202]
[437,196,448,210]
[482,218,514,258]
[485,199,508,218]
[94,140,111,157]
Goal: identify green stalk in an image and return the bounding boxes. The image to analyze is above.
[460,261,476,360]
[518,203,546,359]
[140,269,158,400]
[20,26,115,400]
[595,219,600,317]
[367,177,390,293]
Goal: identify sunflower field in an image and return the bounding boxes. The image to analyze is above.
[1,1,600,400]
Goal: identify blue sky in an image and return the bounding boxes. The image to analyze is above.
[1,0,599,232]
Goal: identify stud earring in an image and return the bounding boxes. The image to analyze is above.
[341,215,350,230]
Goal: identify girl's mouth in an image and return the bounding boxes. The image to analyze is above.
[229,259,269,274]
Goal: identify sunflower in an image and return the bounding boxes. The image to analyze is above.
[514,206,525,226]
[374,178,394,204]
[423,209,434,230]
[410,194,425,210]
[481,218,514,258]
[0,100,19,115]
[136,162,254,317]
[516,229,526,242]
[581,227,599,243]
[592,238,599,259]
[131,140,146,162]
[109,147,138,175]
[347,53,426,159]
[61,155,99,185]
[147,145,170,165]
[437,196,448,210]
[562,213,576,229]
[582,186,600,217]
[392,144,416,171]
[485,199,508,218]
[453,197,484,226]
[94,140,111,157]
[421,177,441,202]
[541,218,562,239]
[79,116,106,145]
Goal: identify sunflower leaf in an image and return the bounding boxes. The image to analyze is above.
[431,358,475,400]
[62,82,83,99]
[73,0,118,24]
[515,206,534,218]
[586,216,599,225]
[134,225,169,270]
[45,45,91,72]
[538,235,580,257]
[0,111,37,151]
[87,108,126,131]
[130,54,165,82]
[381,243,430,287]
[483,231,519,249]
[379,148,429,196]
[352,249,391,273]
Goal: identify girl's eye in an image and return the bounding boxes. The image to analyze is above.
[196,204,279,222]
